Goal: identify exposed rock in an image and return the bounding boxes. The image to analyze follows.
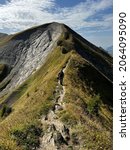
[39,62,71,150]
[62,125,70,137]
[57,70,64,85]
[48,124,56,132]
[53,104,63,111]
[53,131,68,147]
[0,23,63,97]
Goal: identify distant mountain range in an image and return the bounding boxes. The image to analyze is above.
[99,45,113,56]
[0,22,113,150]
[0,33,8,39]
[106,45,113,55]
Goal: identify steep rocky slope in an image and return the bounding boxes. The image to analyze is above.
[0,22,112,150]
[0,23,62,96]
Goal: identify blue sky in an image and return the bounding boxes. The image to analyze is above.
[56,0,85,7]
[0,0,113,49]
[0,0,6,4]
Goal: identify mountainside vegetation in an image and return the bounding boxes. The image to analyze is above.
[0,22,112,150]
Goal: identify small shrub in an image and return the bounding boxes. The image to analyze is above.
[12,125,43,150]
[87,95,101,116]
[61,47,69,54]
[0,105,12,117]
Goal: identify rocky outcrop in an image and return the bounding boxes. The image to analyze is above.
[0,23,63,96]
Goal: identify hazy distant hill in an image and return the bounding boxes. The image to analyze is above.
[0,33,8,39]
[106,45,113,56]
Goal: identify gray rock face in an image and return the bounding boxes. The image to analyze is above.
[0,23,63,96]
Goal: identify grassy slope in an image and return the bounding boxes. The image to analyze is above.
[0,45,71,149]
[0,29,112,150]
[62,53,112,149]
[0,35,14,47]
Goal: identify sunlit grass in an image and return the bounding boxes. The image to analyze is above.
[0,27,112,149]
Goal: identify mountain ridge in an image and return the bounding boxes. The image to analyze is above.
[0,22,112,96]
[0,22,112,150]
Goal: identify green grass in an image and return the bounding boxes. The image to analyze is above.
[0,28,112,149]
[71,124,112,150]
[58,110,78,127]
[61,53,112,149]
[87,95,101,116]
[0,35,14,47]
[40,98,54,116]
[0,45,71,149]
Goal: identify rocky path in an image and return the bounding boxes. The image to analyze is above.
[38,62,71,150]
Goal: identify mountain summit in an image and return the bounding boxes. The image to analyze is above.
[0,22,112,150]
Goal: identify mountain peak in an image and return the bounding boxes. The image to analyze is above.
[0,22,112,97]
[0,22,112,150]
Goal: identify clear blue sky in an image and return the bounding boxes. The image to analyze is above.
[0,0,5,4]
[0,0,113,49]
[56,0,86,7]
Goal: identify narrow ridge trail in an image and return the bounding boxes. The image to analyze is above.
[39,61,71,150]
